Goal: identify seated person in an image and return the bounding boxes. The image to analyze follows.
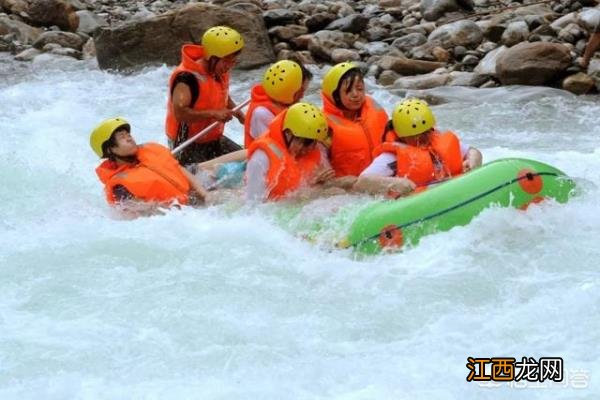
[244,59,313,148]
[245,103,335,202]
[358,99,482,196]
[91,117,209,208]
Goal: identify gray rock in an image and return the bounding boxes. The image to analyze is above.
[474,45,508,76]
[587,59,600,90]
[363,41,390,56]
[33,31,84,50]
[409,42,438,60]
[476,41,497,54]
[325,14,369,34]
[428,20,483,49]
[14,46,41,61]
[550,11,578,32]
[558,22,584,44]
[448,71,488,86]
[392,71,450,89]
[461,54,479,65]
[421,0,460,21]
[376,55,446,74]
[377,69,401,86]
[263,8,297,27]
[305,12,336,32]
[562,72,594,94]
[496,42,572,85]
[94,3,275,72]
[364,26,390,41]
[331,48,361,63]
[531,24,556,37]
[48,44,82,59]
[476,19,505,43]
[76,10,107,34]
[578,7,600,31]
[501,21,529,47]
[0,14,41,44]
[392,32,427,52]
[453,45,467,58]
[269,24,308,41]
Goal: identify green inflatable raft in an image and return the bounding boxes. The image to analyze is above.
[342,158,576,254]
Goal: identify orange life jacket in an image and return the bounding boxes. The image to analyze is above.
[247,111,322,201]
[243,84,286,148]
[373,129,464,187]
[322,94,388,177]
[95,143,190,205]
[165,44,230,144]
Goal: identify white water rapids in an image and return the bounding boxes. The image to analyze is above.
[1,55,599,399]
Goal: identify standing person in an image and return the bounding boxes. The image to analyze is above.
[321,62,388,177]
[245,103,335,202]
[91,117,209,207]
[165,26,245,166]
[244,60,313,148]
[359,99,482,194]
[580,17,600,69]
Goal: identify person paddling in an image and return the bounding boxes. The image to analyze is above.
[91,117,209,207]
[165,26,246,166]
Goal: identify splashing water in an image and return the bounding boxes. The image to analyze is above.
[1,57,599,399]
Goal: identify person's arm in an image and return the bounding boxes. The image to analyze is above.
[195,149,247,173]
[582,30,600,69]
[245,150,269,202]
[250,107,275,139]
[353,153,415,196]
[181,167,208,204]
[172,82,233,124]
[462,147,482,172]
[228,96,245,124]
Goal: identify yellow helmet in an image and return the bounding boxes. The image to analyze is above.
[201,26,244,58]
[321,61,359,102]
[90,117,130,158]
[283,102,329,143]
[391,99,436,137]
[262,60,303,105]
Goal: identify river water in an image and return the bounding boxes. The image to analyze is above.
[1,55,599,399]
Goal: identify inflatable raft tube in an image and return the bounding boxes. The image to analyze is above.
[342,158,576,254]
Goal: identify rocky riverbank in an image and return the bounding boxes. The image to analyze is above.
[2,0,600,94]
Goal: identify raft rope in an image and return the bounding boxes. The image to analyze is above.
[355,171,561,246]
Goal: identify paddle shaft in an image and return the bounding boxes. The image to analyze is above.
[171,99,250,155]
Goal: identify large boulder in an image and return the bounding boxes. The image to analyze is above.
[25,0,79,32]
[33,31,84,50]
[496,42,571,85]
[391,71,450,90]
[94,3,275,72]
[0,14,42,44]
[473,45,507,76]
[428,20,483,49]
[562,72,594,94]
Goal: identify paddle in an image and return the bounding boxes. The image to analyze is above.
[171,98,250,155]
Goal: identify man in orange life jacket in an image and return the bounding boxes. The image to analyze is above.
[245,103,336,202]
[244,59,313,149]
[321,62,388,177]
[92,117,209,207]
[165,26,245,167]
[359,98,482,193]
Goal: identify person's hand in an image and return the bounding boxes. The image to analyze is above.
[311,167,336,184]
[211,109,233,122]
[463,148,482,172]
[233,110,245,124]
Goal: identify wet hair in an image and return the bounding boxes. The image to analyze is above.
[332,67,365,110]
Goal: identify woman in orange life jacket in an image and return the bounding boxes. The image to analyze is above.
[357,98,482,196]
[165,26,246,167]
[321,62,388,178]
[244,59,313,148]
[245,102,336,202]
[91,117,210,210]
